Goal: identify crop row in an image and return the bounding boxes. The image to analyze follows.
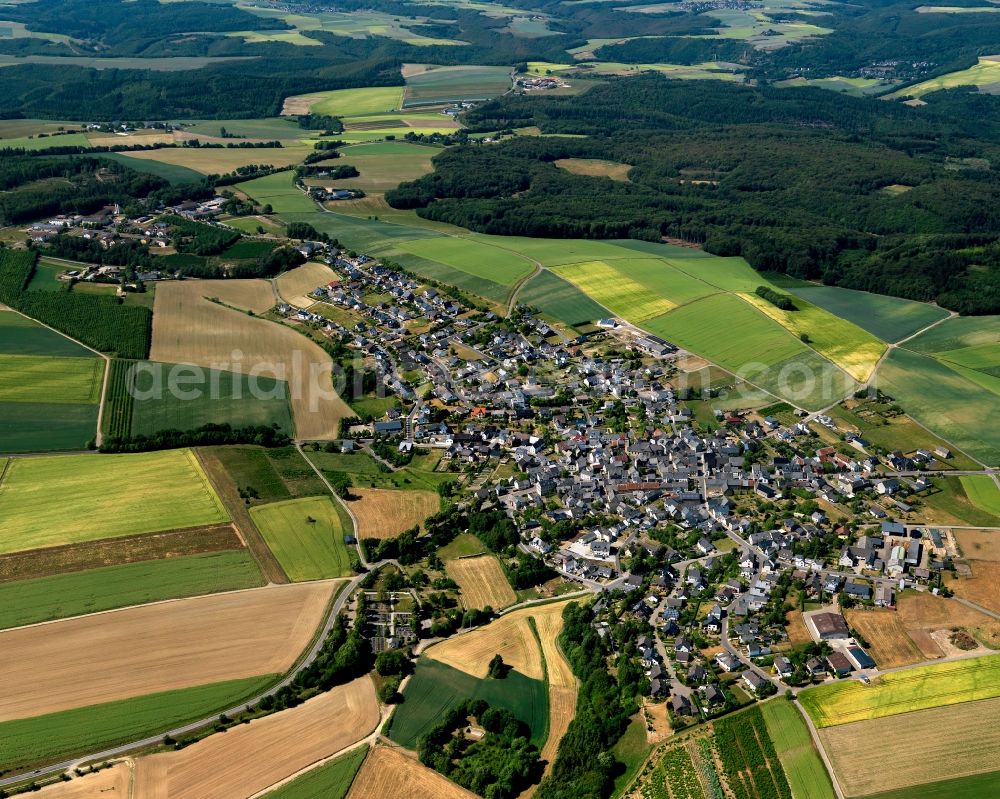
[642,744,705,799]
[713,707,791,799]
[103,358,135,439]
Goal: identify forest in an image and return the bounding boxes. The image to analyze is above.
[388,76,1000,313]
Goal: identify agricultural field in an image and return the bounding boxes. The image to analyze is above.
[959,474,1000,515]
[519,266,609,326]
[445,553,518,609]
[305,141,440,194]
[818,697,1000,798]
[276,261,337,307]
[779,283,949,343]
[402,64,512,106]
[0,582,335,721]
[132,676,378,799]
[869,348,1000,465]
[33,763,131,798]
[854,771,1000,799]
[554,158,632,181]
[387,658,548,749]
[799,654,1000,727]
[350,487,440,539]
[0,675,274,775]
[151,280,353,439]
[896,591,1000,655]
[712,705,792,799]
[760,699,836,799]
[284,86,405,117]
[0,449,229,554]
[396,235,536,287]
[182,118,311,141]
[250,496,353,581]
[265,745,368,799]
[950,530,1000,614]
[210,445,329,502]
[0,310,95,357]
[0,549,264,630]
[346,745,478,799]
[309,448,453,493]
[126,361,294,438]
[904,314,1000,356]
[554,260,680,321]
[120,144,313,175]
[0,359,104,407]
[886,56,1000,99]
[237,171,321,214]
[843,609,923,668]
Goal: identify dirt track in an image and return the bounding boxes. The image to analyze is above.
[133,676,378,799]
[0,582,336,721]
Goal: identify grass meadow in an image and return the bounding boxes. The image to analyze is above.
[0,449,229,553]
[799,654,1000,727]
[0,675,275,773]
[297,87,406,117]
[311,141,440,193]
[403,64,512,106]
[760,699,836,799]
[232,171,319,214]
[265,745,369,799]
[959,475,1000,516]
[387,659,548,749]
[102,152,204,185]
[250,496,353,581]
[0,550,263,630]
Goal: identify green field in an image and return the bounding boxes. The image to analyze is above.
[238,171,319,214]
[183,118,308,140]
[783,284,949,343]
[310,141,440,194]
[905,315,1000,354]
[298,86,406,117]
[0,354,103,404]
[388,658,548,749]
[876,348,1000,465]
[959,474,1000,515]
[102,152,204,185]
[0,449,230,554]
[554,259,693,319]
[887,57,1000,99]
[799,655,1000,728]
[437,532,488,560]
[857,770,1000,799]
[24,258,64,292]
[250,496,353,581]
[281,210,443,254]
[397,236,535,286]
[128,362,294,437]
[0,675,275,773]
[264,745,368,799]
[403,64,512,106]
[920,476,1000,526]
[760,700,836,799]
[0,550,264,630]
[519,269,607,326]
[0,401,99,453]
[646,294,857,409]
[308,449,452,492]
[0,310,94,357]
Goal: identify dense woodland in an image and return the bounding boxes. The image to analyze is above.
[388,77,1000,313]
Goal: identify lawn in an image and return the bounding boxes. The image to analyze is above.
[403,64,512,106]
[387,658,548,749]
[264,745,369,799]
[760,699,836,799]
[0,401,99,453]
[128,362,294,437]
[0,550,264,630]
[0,354,103,404]
[0,449,230,554]
[783,284,948,343]
[396,236,535,287]
[876,348,1000,465]
[237,171,319,214]
[250,496,353,581]
[0,310,94,357]
[295,86,406,116]
[0,675,275,774]
[519,269,607,326]
[799,654,1000,727]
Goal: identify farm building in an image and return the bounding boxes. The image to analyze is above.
[810,612,850,641]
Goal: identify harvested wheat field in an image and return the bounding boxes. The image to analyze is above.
[844,609,923,668]
[898,591,1000,652]
[133,676,378,799]
[955,529,1000,561]
[151,280,353,439]
[123,144,313,175]
[951,560,1000,614]
[785,608,813,646]
[427,606,544,680]
[0,582,336,721]
[276,261,336,308]
[351,488,440,539]
[531,601,578,772]
[347,745,478,799]
[35,763,130,798]
[819,696,1000,797]
[445,554,517,610]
